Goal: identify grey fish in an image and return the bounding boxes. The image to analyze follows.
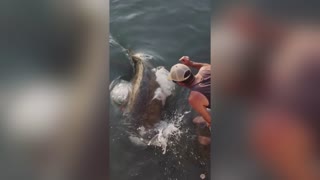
[125,53,163,129]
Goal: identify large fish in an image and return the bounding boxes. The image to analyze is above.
[111,53,166,129]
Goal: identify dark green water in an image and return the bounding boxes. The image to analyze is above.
[109,0,211,179]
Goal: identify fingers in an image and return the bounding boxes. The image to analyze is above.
[179,56,185,62]
[179,56,189,63]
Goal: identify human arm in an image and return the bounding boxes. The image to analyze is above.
[179,56,210,70]
[188,91,211,126]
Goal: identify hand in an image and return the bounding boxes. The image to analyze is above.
[179,56,192,66]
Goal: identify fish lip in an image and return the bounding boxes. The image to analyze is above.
[125,49,139,64]
[131,53,143,63]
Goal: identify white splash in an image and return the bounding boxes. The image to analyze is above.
[110,79,132,107]
[147,112,187,154]
[128,136,147,147]
[147,121,180,154]
[128,111,188,154]
[152,66,175,105]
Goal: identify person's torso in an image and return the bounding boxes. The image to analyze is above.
[190,68,211,108]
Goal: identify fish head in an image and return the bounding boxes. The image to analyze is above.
[131,53,143,64]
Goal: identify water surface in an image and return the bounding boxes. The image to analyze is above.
[110,0,211,179]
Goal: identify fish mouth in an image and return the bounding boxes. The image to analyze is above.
[131,53,143,64]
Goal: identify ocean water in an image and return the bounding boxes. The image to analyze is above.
[109,0,211,179]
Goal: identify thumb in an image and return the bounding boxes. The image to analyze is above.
[179,59,185,63]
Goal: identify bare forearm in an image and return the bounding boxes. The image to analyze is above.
[179,56,210,70]
[201,109,211,125]
[188,60,210,70]
[191,104,211,125]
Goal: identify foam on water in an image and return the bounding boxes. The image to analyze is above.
[152,66,175,106]
[110,79,132,107]
[147,121,180,154]
[109,34,130,57]
[128,136,148,147]
[129,111,191,154]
